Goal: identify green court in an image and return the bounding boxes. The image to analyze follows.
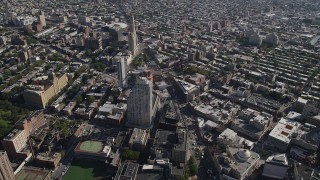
[79,140,103,152]
[63,160,108,180]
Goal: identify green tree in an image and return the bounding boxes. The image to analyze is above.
[60,150,66,158]
[188,156,198,176]
[55,63,64,72]
[121,150,140,160]
[76,96,83,104]
[4,69,11,77]
[93,62,106,72]
[86,96,95,105]
[277,111,284,118]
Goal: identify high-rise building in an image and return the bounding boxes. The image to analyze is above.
[117,57,126,88]
[128,15,138,57]
[127,77,153,128]
[0,36,6,45]
[78,15,90,25]
[0,151,15,180]
[39,11,46,27]
[84,37,102,50]
[1,129,29,159]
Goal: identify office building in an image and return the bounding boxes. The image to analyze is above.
[0,151,15,180]
[117,57,126,88]
[127,77,153,128]
[23,73,69,109]
[128,15,139,57]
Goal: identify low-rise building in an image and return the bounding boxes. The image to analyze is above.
[35,152,61,168]
[267,118,301,152]
[262,154,288,179]
[128,128,149,151]
[114,162,139,180]
[173,78,200,102]
[231,108,272,141]
[217,128,254,150]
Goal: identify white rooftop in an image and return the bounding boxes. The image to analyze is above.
[269,118,300,143]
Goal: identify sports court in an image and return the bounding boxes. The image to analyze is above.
[77,140,103,153]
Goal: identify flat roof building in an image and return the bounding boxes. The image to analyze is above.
[23,73,68,109]
[128,128,149,151]
[268,118,301,152]
[114,162,139,180]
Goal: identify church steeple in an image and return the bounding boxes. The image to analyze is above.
[128,14,138,57]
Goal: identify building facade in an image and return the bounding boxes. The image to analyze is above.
[128,128,149,151]
[117,57,126,88]
[39,12,46,27]
[23,73,68,109]
[0,151,15,180]
[1,129,29,159]
[127,77,153,128]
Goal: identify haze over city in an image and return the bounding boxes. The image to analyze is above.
[0,0,319,180]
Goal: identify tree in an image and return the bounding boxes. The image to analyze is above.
[86,96,95,105]
[277,111,284,118]
[93,62,106,72]
[76,96,83,104]
[60,150,66,158]
[55,63,64,72]
[188,156,198,176]
[121,150,140,160]
[4,69,11,77]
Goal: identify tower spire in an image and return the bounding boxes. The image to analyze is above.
[128,14,138,57]
[130,14,136,33]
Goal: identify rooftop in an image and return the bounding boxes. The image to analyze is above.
[16,167,50,180]
[269,118,300,143]
[128,128,148,144]
[114,162,139,180]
